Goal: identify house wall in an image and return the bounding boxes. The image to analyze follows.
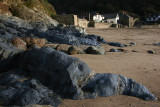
[52,14,89,28]
[129,18,139,27]
[119,14,139,27]
[52,14,78,26]
[119,14,129,26]
[88,22,112,28]
[94,22,112,28]
[106,18,118,24]
[93,15,104,22]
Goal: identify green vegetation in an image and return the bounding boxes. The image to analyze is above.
[22,0,56,16]
[7,0,56,17]
[39,0,56,16]
[48,0,160,20]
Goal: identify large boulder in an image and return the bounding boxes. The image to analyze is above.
[82,73,157,101]
[68,46,85,55]
[0,69,61,106]
[0,47,157,106]
[23,37,47,48]
[86,46,105,55]
[108,42,125,47]
[55,44,71,53]
[18,47,93,99]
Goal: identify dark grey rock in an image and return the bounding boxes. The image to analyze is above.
[109,48,124,52]
[132,50,138,52]
[82,73,157,101]
[0,15,107,46]
[153,43,160,46]
[86,46,105,55]
[147,50,155,54]
[108,42,125,47]
[0,69,61,106]
[130,42,136,45]
[0,47,157,107]
[0,40,21,65]
[18,47,93,99]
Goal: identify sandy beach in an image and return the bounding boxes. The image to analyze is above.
[60,28,160,107]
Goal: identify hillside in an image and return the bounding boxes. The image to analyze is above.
[49,0,160,19]
[0,0,58,31]
[1,0,56,17]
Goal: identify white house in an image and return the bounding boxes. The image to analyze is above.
[146,15,160,22]
[93,14,104,22]
[102,13,119,24]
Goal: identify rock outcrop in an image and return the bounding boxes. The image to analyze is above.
[0,39,21,63]
[82,73,156,100]
[0,47,157,106]
[0,14,107,46]
[0,69,62,106]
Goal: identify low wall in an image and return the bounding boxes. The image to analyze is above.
[94,22,112,28]
[52,15,89,28]
[78,19,89,28]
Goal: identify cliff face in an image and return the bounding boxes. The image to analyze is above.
[0,0,58,31]
[1,0,56,18]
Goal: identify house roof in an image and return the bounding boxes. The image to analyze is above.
[102,13,118,19]
[118,13,134,19]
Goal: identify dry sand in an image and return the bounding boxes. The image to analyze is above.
[59,28,160,107]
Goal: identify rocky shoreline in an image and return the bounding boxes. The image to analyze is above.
[0,8,157,107]
[0,47,157,107]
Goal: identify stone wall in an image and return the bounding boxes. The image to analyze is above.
[52,14,89,28]
[52,14,78,26]
[129,18,139,27]
[78,19,89,28]
[52,14,117,28]
[94,22,112,28]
